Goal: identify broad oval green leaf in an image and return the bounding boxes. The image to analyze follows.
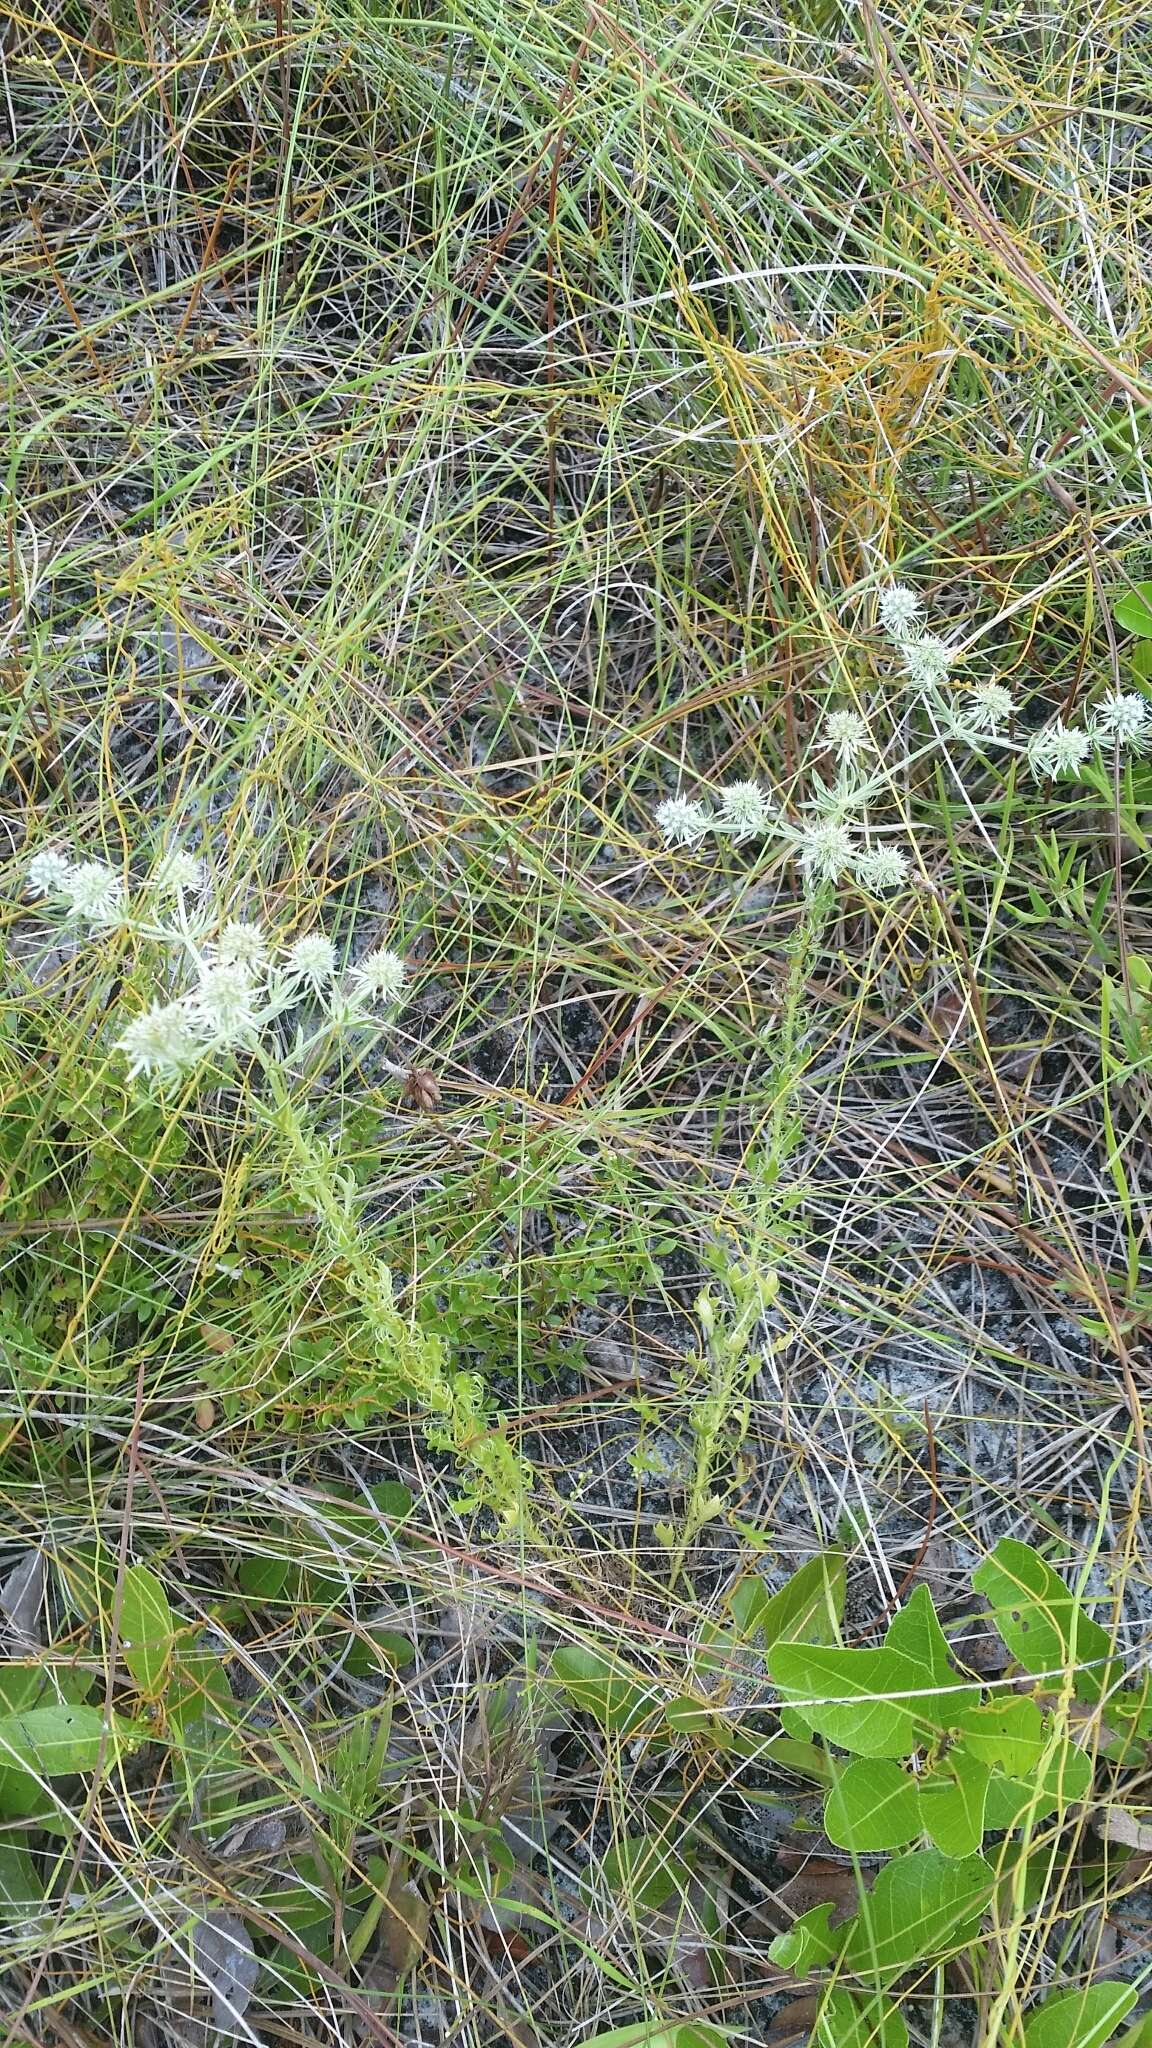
[884,1586,980,1731]
[580,2027,727,2048]
[982,1739,1092,1832]
[601,1834,693,1910]
[167,1648,233,1735]
[0,1841,41,1918]
[120,1564,174,1698]
[767,1643,928,1757]
[0,1704,141,1776]
[973,1540,1116,1701]
[918,1753,990,1858]
[825,1758,922,1852]
[1114,582,1152,638]
[0,1671,42,1717]
[768,1899,848,1975]
[1024,1985,1139,2048]
[551,1646,657,1739]
[955,1695,1044,1775]
[840,1848,994,1980]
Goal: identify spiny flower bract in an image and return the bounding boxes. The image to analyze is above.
[152,847,207,895]
[900,635,953,692]
[655,795,711,848]
[213,920,271,973]
[877,584,922,640]
[1026,720,1091,780]
[189,961,259,1045]
[797,818,860,886]
[26,848,75,898]
[62,860,127,927]
[715,781,774,842]
[1093,691,1152,752]
[116,1000,206,1084]
[285,932,339,985]
[962,682,1015,735]
[349,947,407,1006]
[853,843,910,891]
[823,710,871,763]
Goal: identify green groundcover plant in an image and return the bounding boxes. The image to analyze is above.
[553,1534,1152,2048]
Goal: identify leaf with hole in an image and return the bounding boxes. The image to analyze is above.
[973,1541,1116,1700]
[0,1704,141,1776]
[1023,1985,1139,2048]
[824,1758,922,1852]
[767,1643,929,1757]
[839,1848,993,1980]
[954,1695,1044,1775]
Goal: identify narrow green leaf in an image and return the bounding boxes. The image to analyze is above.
[1023,1985,1138,2048]
[816,1989,909,2048]
[119,1564,174,1698]
[825,1758,922,1851]
[918,1754,990,1858]
[973,1541,1117,1701]
[840,1848,993,1980]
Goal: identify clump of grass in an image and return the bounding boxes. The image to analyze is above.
[2,0,1151,2041]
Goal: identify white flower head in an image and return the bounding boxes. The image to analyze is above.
[26,848,75,898]
[853,843,910,892]
[822,710,871,763]
[960,682,1015,736]
[152,847,207,896]
[62,860,127,928]
[285,932,338,986]
[797,818,860,887]
[116,1000,206,1085]
[1092,691,1152,753]
[349,947,407,1007]
[189,961,259,1046]
[877,585,922,640]
[213,920,271,974]
[1026,720,1091,781]
[900,635,954,692]
[715,781,774,842]
[655,795,711,848]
